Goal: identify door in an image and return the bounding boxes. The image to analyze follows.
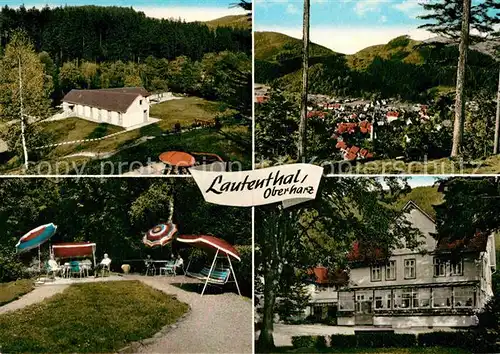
[355,293,374,325]
[143,110,148,123]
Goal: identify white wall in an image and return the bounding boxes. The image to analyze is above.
[122,95,149,128]
[62,95,150,128]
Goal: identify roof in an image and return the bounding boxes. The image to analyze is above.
[97,87,151,97]
[403,200,436,223]
[62,88,148,113]
[308,266,349,285]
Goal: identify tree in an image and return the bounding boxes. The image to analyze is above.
[59,61,82,93]
[298,0,310,161]
[419,0,499,157]
[256,178,420,350]
[434,177,500,242]
[80,61,98,89]
[0,30,52,169]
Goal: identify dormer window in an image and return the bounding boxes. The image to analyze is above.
[450,259,463,276]
[433,258,447,277]
[371,265,382,281]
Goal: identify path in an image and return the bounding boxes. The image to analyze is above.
[127,275,253,354]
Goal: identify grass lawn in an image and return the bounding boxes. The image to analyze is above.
[79,124,251,174]
[150,96,229,130]
[0,280,189,353]
[274,347,470,354]
[0,279,35,306]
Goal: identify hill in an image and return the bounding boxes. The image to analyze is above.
[205,15,250,29]
[255,31,334,61]
[255,31,498,101]
[395,186,444,220]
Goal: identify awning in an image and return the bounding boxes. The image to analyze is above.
[176,235,240,261]
[52,242,96,258]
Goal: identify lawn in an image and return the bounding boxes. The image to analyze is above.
[150,96,229,130]
[0,279,35,306]
[79,124,251,174]
[0,280,189,353]
[273,347,470,354]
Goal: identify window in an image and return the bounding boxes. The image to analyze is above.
[432,287,452,308]
[371,265,382,281]
[118,113,123,125]
[404,259,416,279]
[107,110,112,122]
[386,260,396,280]
[418,288,431,308]
[140,100,143,105]
[338,292,354,311]
[454,287,475,308]
[450,259,463,276]
[374,290,391,310]
[434,258,447,277]
[401,290,412,309]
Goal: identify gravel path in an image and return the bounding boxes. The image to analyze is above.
[127,275,253,354]
[0,284,69,315]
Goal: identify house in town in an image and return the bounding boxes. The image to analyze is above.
[62,87,151,128]
[337,200,496,329]
[302,200,496,330]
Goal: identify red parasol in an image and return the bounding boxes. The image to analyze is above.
[159,151,195,167]
[175,235,240,261]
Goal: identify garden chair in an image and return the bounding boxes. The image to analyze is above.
[69,261,82,278]
[144,259,156,276]
[100,254,111,277]
[159,261,175,276]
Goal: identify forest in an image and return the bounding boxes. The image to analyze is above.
[0,6,251,63]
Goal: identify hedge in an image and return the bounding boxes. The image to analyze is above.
[293,331,495,351]
[291,336,327,349]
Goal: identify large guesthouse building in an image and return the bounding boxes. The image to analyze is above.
[62,87,150,128]
[306,201,496,329]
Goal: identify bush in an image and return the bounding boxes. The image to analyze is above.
[330,334,357,348]
[418,331,472,349]
[356,332,386,348]
[174,122,181,132]
[291,336,327,349]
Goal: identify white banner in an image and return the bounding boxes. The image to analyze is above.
[189,164,324,207]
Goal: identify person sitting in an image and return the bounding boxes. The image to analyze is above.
[95,253,112,277]
[47,254,62,278]
[173,254,184,275]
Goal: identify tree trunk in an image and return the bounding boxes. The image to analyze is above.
[297,0,310,162]
[494,67,500,154]
[18,57,29,170]
[451,0,471,157]
[257,265,280,351]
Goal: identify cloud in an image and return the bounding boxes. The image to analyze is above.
[393,0,428,18]
[286,4,299,14]
[255,25,434,54]
[354,0,385,16]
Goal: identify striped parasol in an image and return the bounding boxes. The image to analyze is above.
[16,223,57,254]
[143,223,178,248]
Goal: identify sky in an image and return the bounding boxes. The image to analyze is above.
[3,0,246,22]
[255,0,438,54]
[379,176,439,189]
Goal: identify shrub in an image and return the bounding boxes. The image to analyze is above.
[174,122,181,132]
[291,336,327,349]
[418,331,472,349]
[330,334,357,348]
[355,332,417,348]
